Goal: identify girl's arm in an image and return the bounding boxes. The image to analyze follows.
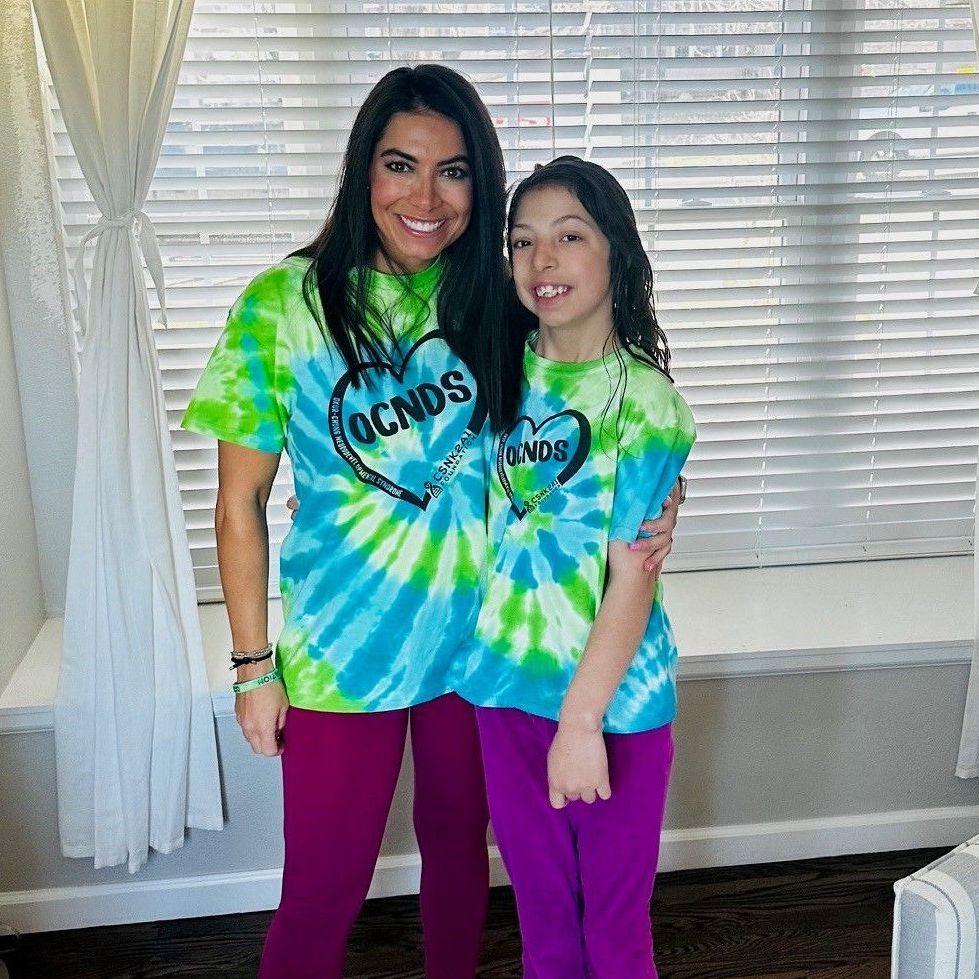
[547,540,657,808]
[217,440,289,757]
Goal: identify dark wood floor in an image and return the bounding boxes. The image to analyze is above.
[5,848,940,978]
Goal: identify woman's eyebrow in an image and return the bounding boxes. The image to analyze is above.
[377,148,470,167]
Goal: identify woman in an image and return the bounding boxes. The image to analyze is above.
[183,65,680,978]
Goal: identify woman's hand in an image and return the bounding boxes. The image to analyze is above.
[629,478,683,574]
[235,663,289,757]
[547,721,611,809]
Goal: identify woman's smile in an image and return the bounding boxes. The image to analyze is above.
[398,215,449,235]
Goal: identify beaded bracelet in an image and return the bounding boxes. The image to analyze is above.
[232,667,283,695]
[230,642,274,670]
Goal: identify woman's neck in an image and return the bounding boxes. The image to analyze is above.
[534,323,619,364]
[371,250,435,276]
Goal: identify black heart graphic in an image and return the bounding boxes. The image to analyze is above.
[497,410,591,519]
[329,331,487,510]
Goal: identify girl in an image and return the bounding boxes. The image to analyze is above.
[458,157,696,979]
[182,68,679,978]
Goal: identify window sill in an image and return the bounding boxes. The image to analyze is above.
[1,556,973,734]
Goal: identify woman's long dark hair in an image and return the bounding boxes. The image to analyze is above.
[291,64,521,431]
[505,156,672,382]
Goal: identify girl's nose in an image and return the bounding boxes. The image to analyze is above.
[532,245,555,272]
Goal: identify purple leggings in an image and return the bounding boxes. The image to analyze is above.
[477,707,673,979]
[259,693,490,979]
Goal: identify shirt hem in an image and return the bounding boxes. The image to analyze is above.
[459,690,676,735]
[181,418,284,455]
[285,683,458,715]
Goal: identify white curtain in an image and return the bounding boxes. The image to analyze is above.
[958,0,979,780]
[33,0,223,871]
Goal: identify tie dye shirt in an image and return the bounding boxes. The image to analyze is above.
[457,340,696,734]
[182,257,488,713]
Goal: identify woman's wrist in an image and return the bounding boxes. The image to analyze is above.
[232,667,283,696]
[230,641,274,670]
[235,659,276,681]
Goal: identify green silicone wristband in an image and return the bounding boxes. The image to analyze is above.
[232,667,282,695]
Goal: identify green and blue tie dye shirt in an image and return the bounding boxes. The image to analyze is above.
[457,340,696,734]
[182,257,488,713]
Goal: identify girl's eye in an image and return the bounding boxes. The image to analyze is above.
[561,233,582,243]
[385,160,411,174]
[510,238,531,250]
[442,166,470,180]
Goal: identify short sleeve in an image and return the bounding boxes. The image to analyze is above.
[609,388,696,542]
[181,270,288,454]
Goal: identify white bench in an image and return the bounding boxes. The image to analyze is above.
[893,839,979,978]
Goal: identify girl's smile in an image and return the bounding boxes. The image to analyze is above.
[531,283,572,305]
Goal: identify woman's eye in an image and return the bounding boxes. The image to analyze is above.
[562,233,582,243]
[442,166,470,180]
[511,239,531,249]
[385,160,411,173]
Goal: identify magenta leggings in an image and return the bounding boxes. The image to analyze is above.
[258,693,490,979]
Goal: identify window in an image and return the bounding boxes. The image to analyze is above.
[43,0,979,599]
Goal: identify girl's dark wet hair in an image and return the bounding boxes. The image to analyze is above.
[505,155,672,383]
[291,64,517,431]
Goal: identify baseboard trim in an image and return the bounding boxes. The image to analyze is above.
[3,804,976,934]
[658,803,979,870]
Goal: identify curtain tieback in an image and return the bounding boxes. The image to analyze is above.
[71,208,169,346]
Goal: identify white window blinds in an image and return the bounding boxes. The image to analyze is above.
[44,0,979,598]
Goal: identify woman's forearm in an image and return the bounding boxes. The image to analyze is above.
[216,493,271,659]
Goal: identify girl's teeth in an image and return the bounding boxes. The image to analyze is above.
[536,285,569,298]
[402,217,445,232]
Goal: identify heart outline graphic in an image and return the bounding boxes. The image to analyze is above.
[329,331,487,510]
[497,410,592,519]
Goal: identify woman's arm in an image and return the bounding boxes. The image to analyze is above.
[217,440,289,757]
[547,541,658,808]
[631,477,683,573]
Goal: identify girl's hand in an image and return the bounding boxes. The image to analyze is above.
[629,478,683,574]
[235,665,289,757]
[547,723,611,809]
[286,494,299,521]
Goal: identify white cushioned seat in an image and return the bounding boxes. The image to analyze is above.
[893,839,979,978]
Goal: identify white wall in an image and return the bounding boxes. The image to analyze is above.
[0,0,78,617]
[0,261,44,692]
